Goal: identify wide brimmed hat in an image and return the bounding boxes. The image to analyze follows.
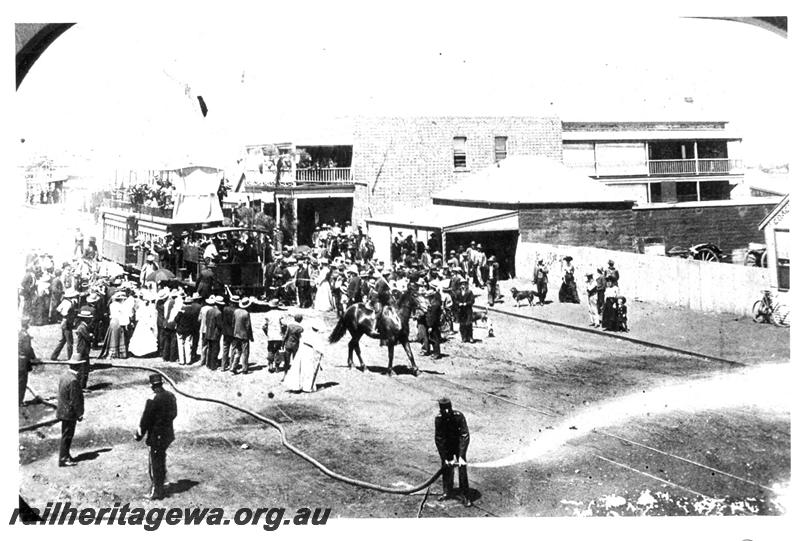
[372,271,382,279]
[608,259,615,266]
[348,265,359,275]
[564,256,573,262]
[265,299,284,310]
[239,298,253,309]
[148,374,164,386]
[112,291,127,301]
[229,295,241,303]
[146,254,155,262]
[488,256,497,262]
[157,289,170,301]
[190,292,202,301]
[77,308,94,319]
[205,296,217,305]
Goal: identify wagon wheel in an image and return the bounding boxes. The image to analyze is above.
[694,247,719,262]
[771,303,790,327]
[761,252,768,268]
[752,300,768,323]
[744,252,759,267]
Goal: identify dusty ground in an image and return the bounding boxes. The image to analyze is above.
[16,205,791,518]
[19,302,790,518]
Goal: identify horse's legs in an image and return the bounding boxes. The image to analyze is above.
[386,344,394,376]
[352,339,366,371]
[346,335,355,369]
[402,340,420,377]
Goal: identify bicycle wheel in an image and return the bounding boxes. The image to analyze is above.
[771,303,790,327]
[752,300,768,323]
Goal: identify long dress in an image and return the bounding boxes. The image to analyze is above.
[602,284,620,331]
[313,267,333,311]
[128,301,158,357]
[283,327,323,393]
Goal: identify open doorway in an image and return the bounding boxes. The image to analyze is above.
[296,197,354,246]
[446,230,519,279]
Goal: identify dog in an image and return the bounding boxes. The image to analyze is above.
[472,307,489,327]
[509,287,536,307]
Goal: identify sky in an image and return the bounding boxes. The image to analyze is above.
[11,2,794,172]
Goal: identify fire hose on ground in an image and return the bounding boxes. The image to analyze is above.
[22,360,442,496]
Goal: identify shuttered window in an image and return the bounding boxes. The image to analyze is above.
[453,137,467,169]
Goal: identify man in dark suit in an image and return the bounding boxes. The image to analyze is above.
[135,374,178,500]
[452,279,475,343]
[74,309,94,389]
[231,298,254,375]
[424,287,443,359]
[434,397,471,506]
[280,313,305,377]
[345,266,362,308]
[296,260,313,308]
[175,293,202,365]
[196,262,216,300]
[57,360,85,467]
[486,256,500,307]
[200,296,223,370]
[220,295,238,371]
[19,318,36,406]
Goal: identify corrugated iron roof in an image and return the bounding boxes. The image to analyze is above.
[432,155,634,206]
[366,204,512,230]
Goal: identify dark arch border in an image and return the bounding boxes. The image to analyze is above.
[15,23,75,90]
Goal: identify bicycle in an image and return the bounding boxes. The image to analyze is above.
[752,290,790,327]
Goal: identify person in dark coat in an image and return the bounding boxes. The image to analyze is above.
[220,295,238,371]
[57,360,85,467]
[18,318,36,406]
[296,261,313,308]
[196,263,216,299]
[135,374,178,500]
[486,256,499,307]
[74,309,94,389]
[345,267,362,308]
[161,291,179,363]
[281,313,305,376]
[49,270,65,324]
[201,296,223,370]
[595,267,607,320]
[533,258,549,305]
[231,298,254,375]
[452,279,475,343]
[175,293,201,365]
[423,287,443,359]
[435,397,471,506]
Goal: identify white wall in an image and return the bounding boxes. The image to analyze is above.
[517,240,770,316]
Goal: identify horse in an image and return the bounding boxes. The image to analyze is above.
[328,287,421,376]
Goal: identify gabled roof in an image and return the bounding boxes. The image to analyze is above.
[432,155,635,208]
[758,194,790,231]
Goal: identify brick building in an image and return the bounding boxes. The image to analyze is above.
[349,116,563,224]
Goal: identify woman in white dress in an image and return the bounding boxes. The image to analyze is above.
[313,261,333,312]
[283,317,323,393]
[129,292,159,357]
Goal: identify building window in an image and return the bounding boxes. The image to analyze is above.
[494,136,508,162]
[676,181,699,202]
[649,183,663,203]
[453,137,467,169]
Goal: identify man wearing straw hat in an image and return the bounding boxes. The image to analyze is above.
[135,374,177,500]
[230,297,254,375]
[57,359,85,467]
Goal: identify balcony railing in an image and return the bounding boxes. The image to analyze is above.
[295,167,352,183]
[103,199,174,219]
[648,158,741,176]
[566,158,742,177]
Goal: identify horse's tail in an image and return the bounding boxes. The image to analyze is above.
[328,311,349,344]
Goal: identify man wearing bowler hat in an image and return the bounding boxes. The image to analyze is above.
[435,397,472,506]
[57,359,85,467]
[135,374,178,500]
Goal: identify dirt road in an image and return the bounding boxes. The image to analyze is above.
[19,304,790,518]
